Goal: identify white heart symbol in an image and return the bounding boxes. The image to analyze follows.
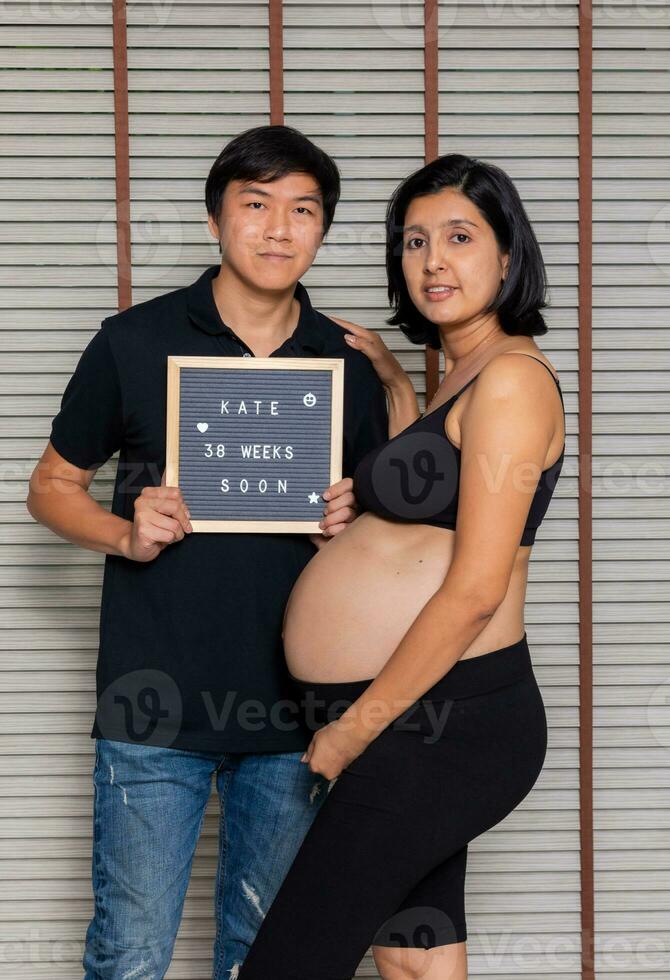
[196,422,208,433]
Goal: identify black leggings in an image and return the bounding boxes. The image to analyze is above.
[238,633,547,980]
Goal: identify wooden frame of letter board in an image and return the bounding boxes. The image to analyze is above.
[166,356,344,532]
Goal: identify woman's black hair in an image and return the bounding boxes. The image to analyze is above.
[205,125,340,235]
[386,154,548,347]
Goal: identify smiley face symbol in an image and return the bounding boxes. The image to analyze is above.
[303,392,317,407]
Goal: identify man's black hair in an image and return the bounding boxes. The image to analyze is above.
[386,153,549,347]
[205,125,341,235]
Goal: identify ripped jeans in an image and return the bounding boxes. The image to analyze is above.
[82,738,330,979]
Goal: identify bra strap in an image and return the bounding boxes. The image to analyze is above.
[431,351,563,416]
[449,373,480,403]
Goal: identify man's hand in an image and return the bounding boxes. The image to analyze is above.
[308,476,358,549]
[121,469,193,562]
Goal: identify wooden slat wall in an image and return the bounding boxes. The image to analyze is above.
[592,2,670,977]
[577,0,595,970]
[0,0,121,975]
[437,1,583,976]
[1,0,667,977]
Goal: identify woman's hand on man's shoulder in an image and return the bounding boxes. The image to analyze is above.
[329,315,410,393]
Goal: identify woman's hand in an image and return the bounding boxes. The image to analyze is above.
[330,315,409,392]
[330,315,420,437]
[301,717,369,781]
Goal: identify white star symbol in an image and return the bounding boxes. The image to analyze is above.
[308,492,321,504]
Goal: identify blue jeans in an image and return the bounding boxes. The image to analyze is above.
[82,737,330,979]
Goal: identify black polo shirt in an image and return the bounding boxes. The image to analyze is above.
[49,265,389,753]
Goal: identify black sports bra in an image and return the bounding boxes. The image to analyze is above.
[353,352,565,547]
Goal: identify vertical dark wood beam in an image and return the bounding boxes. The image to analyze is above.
[423,0,440,402]
[578,0,595,976]
[112,0,132,311]
[269,0,284,124]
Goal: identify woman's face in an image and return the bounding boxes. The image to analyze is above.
[400,187,509,330]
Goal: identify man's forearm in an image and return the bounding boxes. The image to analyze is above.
[384,376,420,438]
[27,479,132,558]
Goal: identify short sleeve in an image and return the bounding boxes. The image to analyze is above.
[345,376,389,477]
[49,320,124,470]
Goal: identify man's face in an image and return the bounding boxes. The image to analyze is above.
[207,172,325,289]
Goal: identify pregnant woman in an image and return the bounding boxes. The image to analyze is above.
[238,154,566,980]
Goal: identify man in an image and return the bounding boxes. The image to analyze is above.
[26,125,389,979]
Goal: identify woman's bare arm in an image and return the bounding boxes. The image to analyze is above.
[385,374,421,438]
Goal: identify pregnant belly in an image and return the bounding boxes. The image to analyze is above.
[282,513,455,683]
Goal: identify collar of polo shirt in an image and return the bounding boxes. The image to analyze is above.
[186,264,326,355]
